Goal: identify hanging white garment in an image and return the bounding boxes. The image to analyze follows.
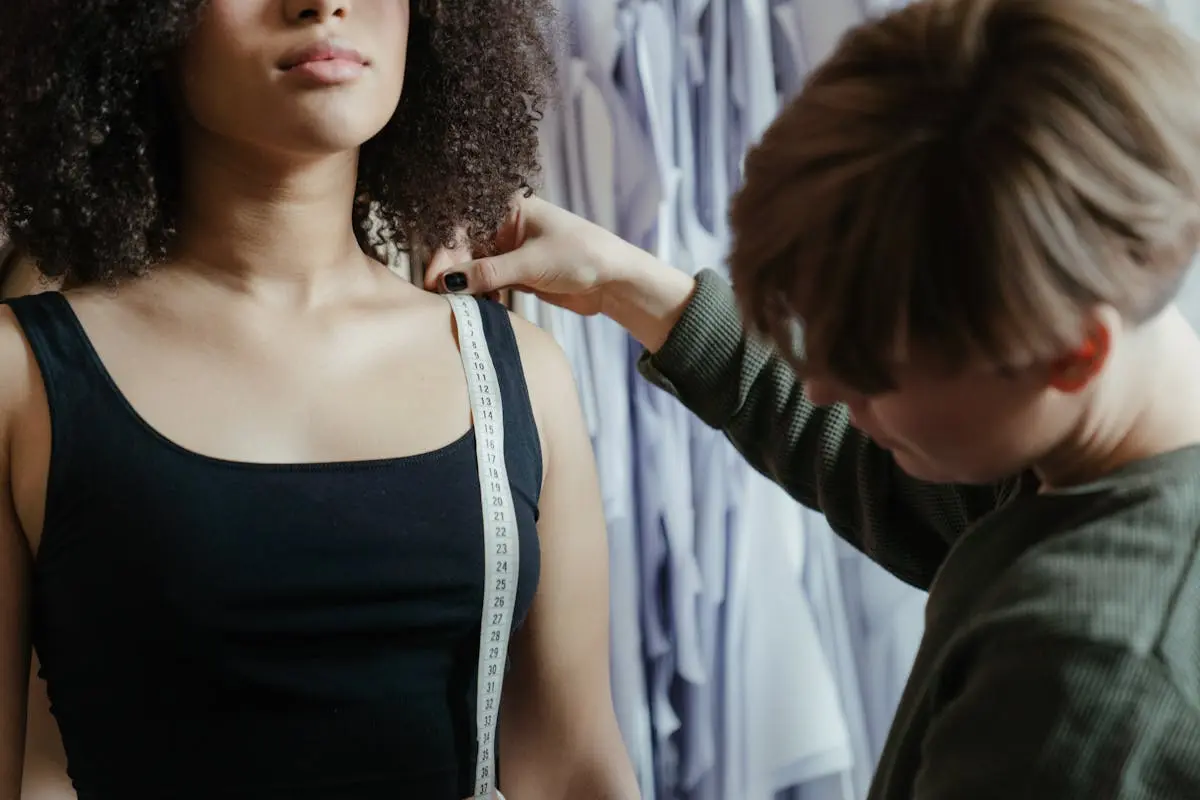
[791,510,874,800]
[673,0,725,278]
[678,423,735,796]
[729,0,780,169]
[695,0,731,240]
[734,479,855,800]
[835,539,925,763]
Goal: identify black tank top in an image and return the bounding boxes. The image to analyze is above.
[4,292,542,799]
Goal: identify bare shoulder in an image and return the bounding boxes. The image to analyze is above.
[505,306,570,369]
[502,306,579,425]
[0,306,40,440]
[0,305,37,390]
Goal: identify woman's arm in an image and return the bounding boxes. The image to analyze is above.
[498,317,639,800]
[0,309,34,798]
[21,652,73,799]
[1,255,76,800]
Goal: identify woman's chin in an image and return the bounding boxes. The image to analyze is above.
[262,108,392,158]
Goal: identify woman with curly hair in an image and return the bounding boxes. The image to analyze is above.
[0,1,638,798]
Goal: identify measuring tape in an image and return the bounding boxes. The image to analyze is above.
[447,295,519,800]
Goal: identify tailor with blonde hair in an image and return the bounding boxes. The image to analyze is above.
[425,0,1200,796]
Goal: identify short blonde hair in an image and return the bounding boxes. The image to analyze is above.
[730,0,1200,392]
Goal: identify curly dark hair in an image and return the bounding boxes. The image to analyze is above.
[0,0,557,285]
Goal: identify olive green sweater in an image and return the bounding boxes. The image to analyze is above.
[638,269,1200,799]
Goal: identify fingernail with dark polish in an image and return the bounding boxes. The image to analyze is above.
[443,272,468,293]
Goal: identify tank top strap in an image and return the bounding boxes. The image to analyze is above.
[470,297,544,511]
[3,292,113,482]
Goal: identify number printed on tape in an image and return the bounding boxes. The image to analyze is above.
[447,295,519,800]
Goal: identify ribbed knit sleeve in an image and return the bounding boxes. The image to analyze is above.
[637,268,1019,589]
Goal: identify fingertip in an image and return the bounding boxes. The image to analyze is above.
[441,270,469,293]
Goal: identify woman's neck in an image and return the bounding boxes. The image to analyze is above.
[171,129,373,308]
